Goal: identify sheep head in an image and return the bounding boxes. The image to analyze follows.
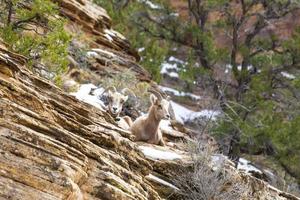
[148,88,170,121]
[102,86,135,117]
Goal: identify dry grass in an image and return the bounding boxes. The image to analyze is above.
[174,141,249,200]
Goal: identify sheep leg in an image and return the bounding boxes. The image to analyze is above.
[158,138,165,146]
[122,116,133,127]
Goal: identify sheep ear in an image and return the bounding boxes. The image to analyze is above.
[150,94,157,104]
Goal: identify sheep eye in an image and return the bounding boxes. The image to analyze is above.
[120,99,124,104]
[158,105,162,109]
[106,96,112,101]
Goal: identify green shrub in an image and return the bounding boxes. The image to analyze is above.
[0,0,71,81]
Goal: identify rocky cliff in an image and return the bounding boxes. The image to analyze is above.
[0,0,299,199]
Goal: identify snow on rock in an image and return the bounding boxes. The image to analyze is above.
[281,71,296,80]
[160,62,179,78]
[170,13,179,17]
[168,56,186,65]
[139,146,182,160]
[138,47,145,52]
[170,101,221,124]
[225,64,253,72]
[138,0,161,9]
[90,48,116,57]
[159,85,201,100]
[103,29,119,42]
[168,72,179,78]
[70,84,106,110]
[104,29,116,37]
[104,33,113,42]
[237,158,262,175]
[104,29,126,40]
[160,56,187,78]
[86,51,98,57]
[146,174,179,190]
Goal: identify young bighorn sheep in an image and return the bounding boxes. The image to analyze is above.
[130,89,170,146]
[100,86,135,130]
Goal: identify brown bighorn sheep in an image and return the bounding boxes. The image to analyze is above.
[101,86,135,130]
[130,89,170,146]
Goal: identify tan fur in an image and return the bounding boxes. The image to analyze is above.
[122,116,133,127]
[130,94,170,146]
[116,117,132,130]
[102,87,135,130]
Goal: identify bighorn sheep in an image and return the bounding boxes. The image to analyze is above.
[130,88,170,146]
[100,86,135,130]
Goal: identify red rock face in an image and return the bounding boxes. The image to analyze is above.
[169,1,300,47]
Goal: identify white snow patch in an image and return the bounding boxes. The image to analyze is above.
[160,62,179,78]
[138,47,145,52]
[170,101,220,124]
[138,0,161,9]
[104,29,118,42]
[104,33,113,42]
[2,53,10,58]
[70,84,106,110]
[159,85,201,100]
[147,174,179,190]
[91,48,116,57]
[86,51,98,57]
[237,158,262,175]
[225,64,253,71]
[104,29,116,37]
[139,146,182,160]
[170,13,179,17]
[168,72,179,78]
[161,62,178,73]
[168,56,185,65]
[160,57,188,78]
[110,29,126,40]
[281,72,296,80]
[225,64,232,70]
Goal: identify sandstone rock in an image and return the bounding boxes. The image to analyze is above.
[0,0,299,199]
[53,0,143,66]
[0,46,300,199]
[0,47,159,199]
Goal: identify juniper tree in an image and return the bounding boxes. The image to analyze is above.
[0,0,71,81]
[131,0,300,181]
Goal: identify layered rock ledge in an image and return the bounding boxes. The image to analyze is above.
[0,0,300,198]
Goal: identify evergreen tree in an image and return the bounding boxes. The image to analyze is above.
[104,0,300,180]
[0,0,71,81]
